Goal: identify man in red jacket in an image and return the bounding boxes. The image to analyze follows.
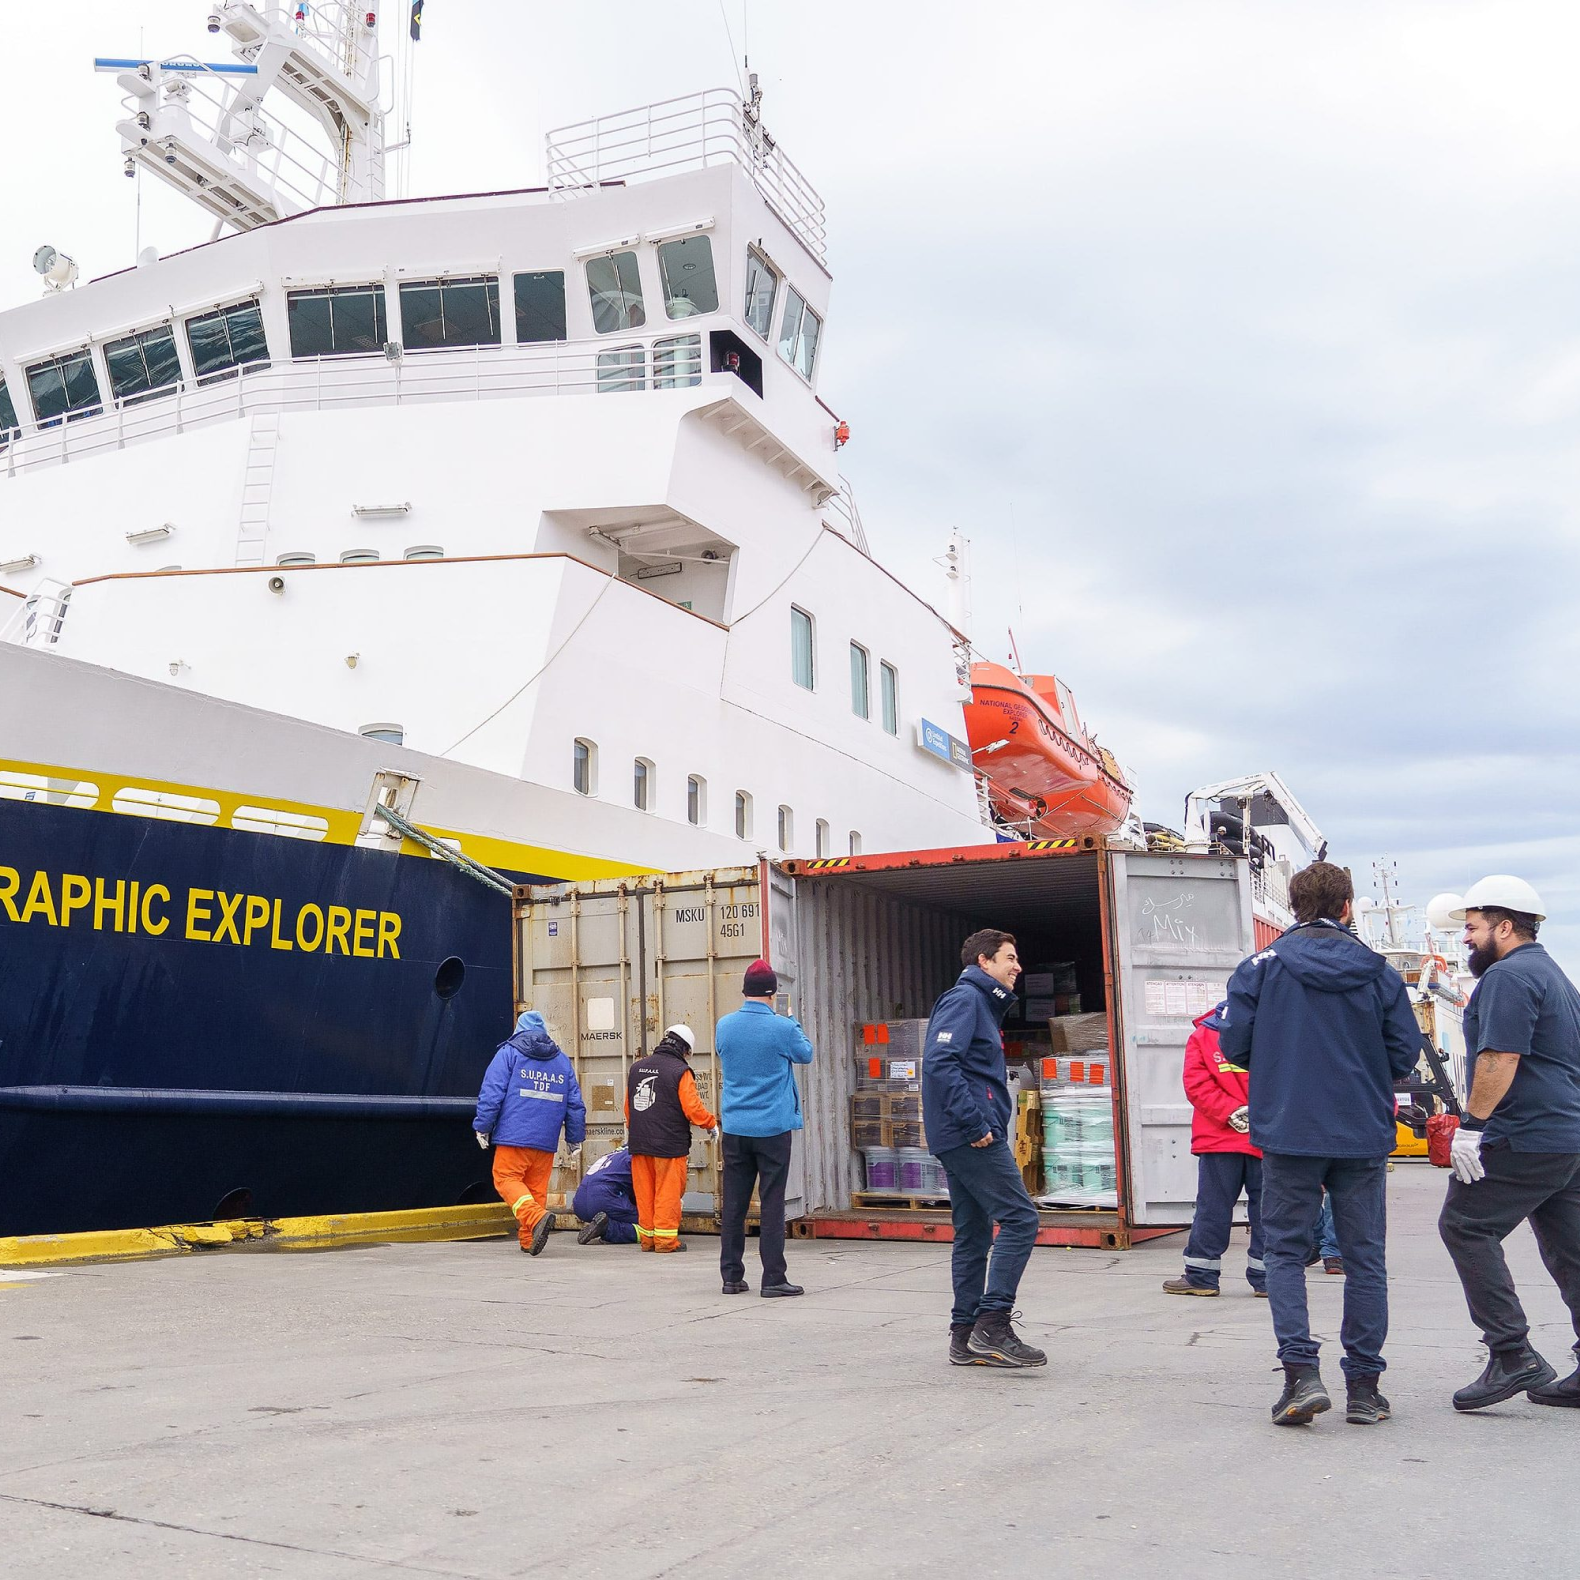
[1163,1003,1267,1297]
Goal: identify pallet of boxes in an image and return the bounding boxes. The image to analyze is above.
[850,1020,951,1207]
[1027,964,1117,1209]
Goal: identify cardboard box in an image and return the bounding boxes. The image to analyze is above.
[1047,1011,1109,1054]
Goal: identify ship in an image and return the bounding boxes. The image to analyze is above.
[0,5,1130,1237]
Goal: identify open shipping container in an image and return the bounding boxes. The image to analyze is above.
[512,841,1253,1249]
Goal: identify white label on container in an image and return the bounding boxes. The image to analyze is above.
[889,1060,917,1081]
[1146,979,1217,1017]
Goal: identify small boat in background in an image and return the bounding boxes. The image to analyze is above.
[963,662,1133,839]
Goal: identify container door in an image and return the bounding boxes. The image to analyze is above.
[1109,852,1253,1226]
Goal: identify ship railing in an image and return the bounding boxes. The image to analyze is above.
[825,476,871,555]
[546,89,827,267]
[0,579,72,649]
[0,333,730,477]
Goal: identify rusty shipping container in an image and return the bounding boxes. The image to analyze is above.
[511,842,1254,1246]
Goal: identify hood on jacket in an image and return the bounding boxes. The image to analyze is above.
[1196,1002,1230,1036]
[506,1009,561,1062]
[958,964,1018,1023]
[1273,922,1392,993]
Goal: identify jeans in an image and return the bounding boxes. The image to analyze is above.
[1438,1147,1580,1357]
[936,1138,1040,1326]
[720,1130,793,1286]
[1261,1152,1390,1379]
[1313,1195,1340,1260]
[1182,1152,1264,1291]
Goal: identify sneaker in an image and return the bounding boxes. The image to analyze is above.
[526,1214,553,1257]
[1453,1348,1556,1412]
[760,1281,804,1297]
[966,1311,1047,1368]
[1271,1363,1331,1425]
[1345,1376,1391,1425]
[1162,1277,1219,1297]
[576,1211,609,1246]
[1528,1365,1580,1407]
[1323,1257,1345,1275]
[949,1323,975,1365]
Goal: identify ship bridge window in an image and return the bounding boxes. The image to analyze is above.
[596,346,645,393]
[776,286,822,382]
[744,249,778,339]
[26,347,103,426]
[790,606,815,690]
[287,284,389,358]
[654,334,702,389]
[513,271,567,343]
[276,552,315,567]
[850,642,870,720]
[585,251,646,334]
[0,377,19,440]
[398,276,501,349]
[341,549,379,564]
[880,661,899,736]
[360,723,405,745]
[186,299,269,384]
[404,545,445,560]
[657,235,718,319]
[104,325,182,406]
[573,738,598,796]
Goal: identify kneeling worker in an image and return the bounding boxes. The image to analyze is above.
[573,1146,640,1245]
[473,1010,586,1256]
[627,1025,718,1253]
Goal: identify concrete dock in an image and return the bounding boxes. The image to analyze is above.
[2,1164,1574,1579]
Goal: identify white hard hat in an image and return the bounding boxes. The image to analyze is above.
[663,1024,695,1050]
[1448,876,1546,923]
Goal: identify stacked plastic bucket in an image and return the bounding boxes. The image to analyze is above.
[1038,1057,1118,1207]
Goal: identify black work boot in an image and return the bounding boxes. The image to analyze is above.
[1528,1365,1580,1408]
[1345,1375,1391,1425]
[576,1211,609,1246]
[1453,1347,1557,1412]
[526,1213,553,1257]
[1271,1363,1331,1425]
[966,1310,1047,1369]
[949,1323,975,1365]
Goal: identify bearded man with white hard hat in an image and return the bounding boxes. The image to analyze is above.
[1437,876,1580,1412]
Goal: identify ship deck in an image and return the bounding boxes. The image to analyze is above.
[2,1165,1570,1576]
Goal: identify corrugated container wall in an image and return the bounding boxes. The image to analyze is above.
[791,879,966,1214]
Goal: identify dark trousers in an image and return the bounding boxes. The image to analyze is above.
[1261,1152,1390,1379]
[936,1138,1040,1327]
[1438,1148,1580,1358]
[720,1130,793,1286]
[1182,1152,1264,1291]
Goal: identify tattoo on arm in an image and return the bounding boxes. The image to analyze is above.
[1468,1051,1521,1121]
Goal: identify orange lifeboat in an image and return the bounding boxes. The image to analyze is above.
[962,662,1133,839]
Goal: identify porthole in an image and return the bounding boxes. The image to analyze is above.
[434,956,466,999]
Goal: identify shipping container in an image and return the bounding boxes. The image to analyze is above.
[511,841,1254,1248]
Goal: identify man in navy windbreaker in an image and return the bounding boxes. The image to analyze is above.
[473,1010,587,1256]
[1220,862,1419,1427]
[923,928,1045,1371]
[572,1146,639,1246]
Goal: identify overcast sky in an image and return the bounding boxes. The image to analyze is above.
[6,2,1579,964]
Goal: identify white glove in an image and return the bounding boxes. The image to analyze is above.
[1450,1124,1486,1184]
[561,1144,582,1166]
[1227,1106,1250,1134]
[708,1126,721,1144]
[474,1131,490,1151]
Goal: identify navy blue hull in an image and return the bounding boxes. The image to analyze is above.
[0,796,528,1236]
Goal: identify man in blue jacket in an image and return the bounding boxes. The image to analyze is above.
[572,1146,640,1246]
[923,928,1045,1370]
[1221,863,1419,1427]
[472,1010,587,1256]
[716,959,815,1297]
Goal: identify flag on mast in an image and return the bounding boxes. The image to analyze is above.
[410,0,424,40]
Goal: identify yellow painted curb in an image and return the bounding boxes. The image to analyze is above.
[0,1203,518,1269]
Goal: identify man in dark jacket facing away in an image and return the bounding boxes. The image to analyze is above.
[1221,862,1419,1427]
[923,928,1045,1370]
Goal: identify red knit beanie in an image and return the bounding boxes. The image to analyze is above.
[743,959,778,997]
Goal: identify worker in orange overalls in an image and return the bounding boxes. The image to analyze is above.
[626,1025,718,1253]
[473,1010,586,1256]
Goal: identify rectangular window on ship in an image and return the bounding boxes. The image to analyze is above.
[288,284,389,357]
[657,234,718,319]
[398,276,501,349]
[744,250,778,339]
[513,271,567,343]
[186,299,269,384]
[26,348,103,426]
[776,286,822,382]
[104,325,182,405]
[585,251,646,334]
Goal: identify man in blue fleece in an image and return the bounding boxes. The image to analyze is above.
[924,928,1045,1370]
[1221,862,1419,1427]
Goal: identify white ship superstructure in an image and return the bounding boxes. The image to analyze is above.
[1,6,990,870]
